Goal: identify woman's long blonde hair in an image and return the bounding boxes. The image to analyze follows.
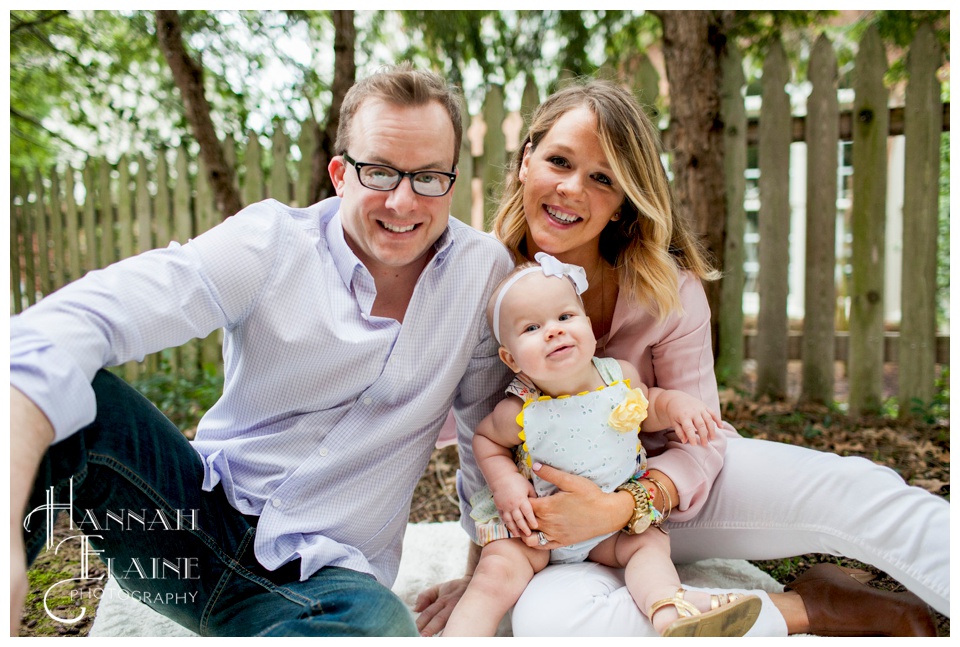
[493,79,718,319]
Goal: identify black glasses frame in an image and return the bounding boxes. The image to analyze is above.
[342,153,457,197]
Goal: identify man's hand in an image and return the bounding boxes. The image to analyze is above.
[413,576,471,637]
[10,386,55,636]
[525,462,633,549]
[413,541,481,636]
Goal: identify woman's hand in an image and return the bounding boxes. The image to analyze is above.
[526,462,635,549]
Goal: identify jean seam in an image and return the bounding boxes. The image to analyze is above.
[199,527,256,635]
[87,451,237,563]
[25,462,90,558]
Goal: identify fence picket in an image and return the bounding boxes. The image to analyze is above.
[48,167,65,291]
[10,181,23,313]
[450,95,473,225]
[716,45,747,387]
[899,23,943,415]
[156,148,172,249]
[21,171,36,308]
[33,171,51,298]
[481,84,506,230]
[801,34,840,405]
[244,132,264,206]
[849,25,889,416]
[117,154,134,262]
[98,159,115,268]
[271,125,291,203]
[136,154,153,256]
[82,162,98,274]
[756,39,792,400]
[10,39,948,411]
[296,119,317,208]
[64,167,82,283]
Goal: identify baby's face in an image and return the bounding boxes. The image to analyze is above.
[496,272,597,383]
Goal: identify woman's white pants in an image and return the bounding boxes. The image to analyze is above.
[513,436,949,636]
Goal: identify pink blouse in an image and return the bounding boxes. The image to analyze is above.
[598,270,731,521]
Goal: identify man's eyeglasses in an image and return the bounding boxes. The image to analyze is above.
[343,154,457,197]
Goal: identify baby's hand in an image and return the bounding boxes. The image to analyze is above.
[491,473,538,537]
[663,393,723,446]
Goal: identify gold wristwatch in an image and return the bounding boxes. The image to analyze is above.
[615,480,651,535]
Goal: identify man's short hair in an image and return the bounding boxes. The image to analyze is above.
[335,63,464,167]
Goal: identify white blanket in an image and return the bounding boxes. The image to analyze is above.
[90,522,784,637]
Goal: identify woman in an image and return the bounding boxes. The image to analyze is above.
[416,80,946,637]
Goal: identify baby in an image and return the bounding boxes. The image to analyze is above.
[444,253,760,637]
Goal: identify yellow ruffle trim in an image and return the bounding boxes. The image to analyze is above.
[515,379,643,467]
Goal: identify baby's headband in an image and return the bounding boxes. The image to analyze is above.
[492,252,589,344]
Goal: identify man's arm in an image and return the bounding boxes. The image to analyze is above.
[10,387,56,636]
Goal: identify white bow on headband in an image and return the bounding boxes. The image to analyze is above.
[492,252,589,344]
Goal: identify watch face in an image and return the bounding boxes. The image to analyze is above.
[631,514,652,534]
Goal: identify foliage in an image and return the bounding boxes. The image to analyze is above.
[10,10,177,173]
[9,10,340,178]
[125,356,224,435]
[396,10,653,107]
[848,10,950,84]
[886,368,951,427]
[722,10,950,91]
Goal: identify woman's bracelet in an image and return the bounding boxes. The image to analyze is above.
[646,475,673,523]
[615,471,669,535]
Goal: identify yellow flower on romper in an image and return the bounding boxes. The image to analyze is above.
[608,388,649,432]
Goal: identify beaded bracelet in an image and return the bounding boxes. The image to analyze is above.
[633,470,671,530]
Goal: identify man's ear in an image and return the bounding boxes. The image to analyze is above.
[329,156,347,197]
[498,346,521,374]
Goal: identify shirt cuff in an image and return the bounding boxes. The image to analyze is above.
[10,325,97,444]
[645,429,727,523]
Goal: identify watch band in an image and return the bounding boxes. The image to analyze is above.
[615,480,652,535]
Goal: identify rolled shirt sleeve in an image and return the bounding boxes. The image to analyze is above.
[9,201,282,444]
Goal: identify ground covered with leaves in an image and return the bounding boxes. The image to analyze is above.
[17,367,949,637]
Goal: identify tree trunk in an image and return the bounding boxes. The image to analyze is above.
[309,10,356,203]
[155,10,242,220]
[654,10,731,355]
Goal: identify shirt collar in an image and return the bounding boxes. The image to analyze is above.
[322,199,456,288]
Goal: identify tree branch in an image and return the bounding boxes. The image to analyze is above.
[155,9,242,219]
[10,106,86,151]
[10,10,69,35]
[309,10,356,203]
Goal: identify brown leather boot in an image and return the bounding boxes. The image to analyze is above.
[784,563,937,637]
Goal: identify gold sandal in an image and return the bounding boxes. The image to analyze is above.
[650,588,762,637]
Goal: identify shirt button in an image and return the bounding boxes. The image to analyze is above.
[271,498,282,509]
[363,397,373,405]
[319,447,329,457]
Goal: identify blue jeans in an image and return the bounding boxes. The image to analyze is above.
[23,370,417,637]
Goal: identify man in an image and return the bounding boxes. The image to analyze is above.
[10,64,513,636]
